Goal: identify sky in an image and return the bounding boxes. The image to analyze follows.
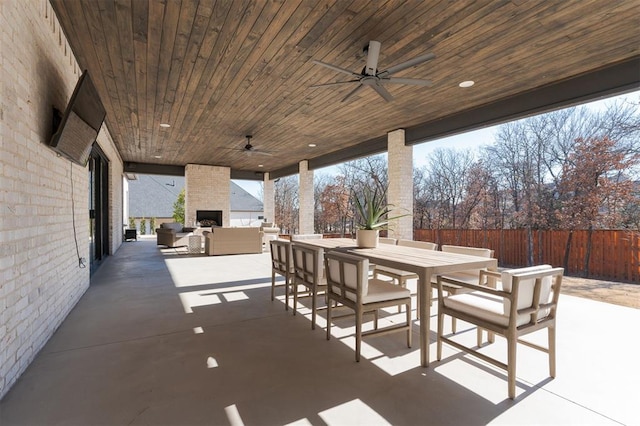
[235,90,639,199]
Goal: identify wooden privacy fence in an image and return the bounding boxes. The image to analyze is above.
[414,229,640,283]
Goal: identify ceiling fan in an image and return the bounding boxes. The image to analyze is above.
[311,40,435,102]
[235,135,273,156]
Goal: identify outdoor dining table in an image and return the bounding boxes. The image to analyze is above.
[293,237,498,367]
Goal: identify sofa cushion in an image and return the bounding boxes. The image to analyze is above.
[501,265,553,321]
[205,227,263,255]
[444,292,511,326]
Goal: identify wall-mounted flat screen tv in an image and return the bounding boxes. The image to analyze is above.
[49,70,106,166]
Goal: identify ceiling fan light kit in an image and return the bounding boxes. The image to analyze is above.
[311,40,435,102]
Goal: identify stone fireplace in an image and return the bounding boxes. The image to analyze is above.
[196,210,222,227]
[185,164,231,227]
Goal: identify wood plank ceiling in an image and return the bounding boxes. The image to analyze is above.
[50,0,640,177]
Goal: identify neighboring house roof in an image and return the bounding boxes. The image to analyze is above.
[128,175,185,218]
[231,181,263,212]
[128,175,263,217]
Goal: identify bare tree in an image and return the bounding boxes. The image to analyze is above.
[425,148,475,233]
[413,166,433,229]
[338,155,389,233]
[274,176,298,234]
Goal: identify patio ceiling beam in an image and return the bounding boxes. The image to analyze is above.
[123,162,185,176]
[123,162,265,181]
[404,56,640,145]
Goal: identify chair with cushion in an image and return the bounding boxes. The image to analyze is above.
[291,242,327,330]
[374,239,438,307]
[261,222,280,247]
[270,239,294,310]
[325,251,412,362]
[436,265,563,399]
[155,222,192,248]
[378,237,397,245]
[291,234,323,241]
[437,245,495,333]
[397,239,438,250]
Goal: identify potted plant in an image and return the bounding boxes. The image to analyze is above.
[352,184,406,248]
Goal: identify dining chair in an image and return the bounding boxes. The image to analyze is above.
[324,251,412,362]
[291,242,327,330]
[374,239,438,313]
[437,245,495,333]
[397,239,438,250]
[291,234,323,241]
[270,239,293,310]
[378,237,397,245]
[437,264,563,399]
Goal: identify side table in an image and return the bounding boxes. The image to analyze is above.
[188,235,202,254]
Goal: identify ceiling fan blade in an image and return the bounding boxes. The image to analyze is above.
[251,150,273,157]
[365,40,381,76]
[312,60,360,77]
[381,77,433,87]
[311,79,361,88]
[371,83,394,102]
[378,52,435,77]
[341,83,365,102]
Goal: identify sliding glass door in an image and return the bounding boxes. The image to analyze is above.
[88,146,109,275]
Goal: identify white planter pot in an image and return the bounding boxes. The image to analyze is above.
[356,229,379,248]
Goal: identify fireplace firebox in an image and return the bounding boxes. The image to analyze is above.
[196,210,222,227]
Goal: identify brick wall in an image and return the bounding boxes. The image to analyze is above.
[0,0,122,399]
[298,160,314,234]
[185,164,231,227]
[263,172,275,225]
[387,129,413,240]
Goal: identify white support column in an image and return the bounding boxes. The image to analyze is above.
[298,160,314,234]
[263,172,275,224]
[387,129,413,240]
[185,164,231,227]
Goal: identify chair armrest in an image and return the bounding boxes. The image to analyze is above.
[437,275,511,300]
[156,228,176,235]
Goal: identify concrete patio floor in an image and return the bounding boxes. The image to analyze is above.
[1,236,638,425]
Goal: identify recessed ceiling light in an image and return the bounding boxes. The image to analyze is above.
[258,164,263,168]
[159,123,171,128]
[154,155,162,159]
[308,143,317,147]
[459,80,474,88]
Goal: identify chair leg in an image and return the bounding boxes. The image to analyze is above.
[477,327,483,347]
[398,278,406,313]
[373,309,378,330]
[549,325,556,377]
[284,275,290,311]
[507,335,517,399]
[437,308,444,361]
[406,301,412,348]
[326,296,333,341]
[311,286,316,330]
[416,279,420,319]
[293,281,298,316]
[355,308,363,362]
[452,317,457,334]
[271,271,275,301]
